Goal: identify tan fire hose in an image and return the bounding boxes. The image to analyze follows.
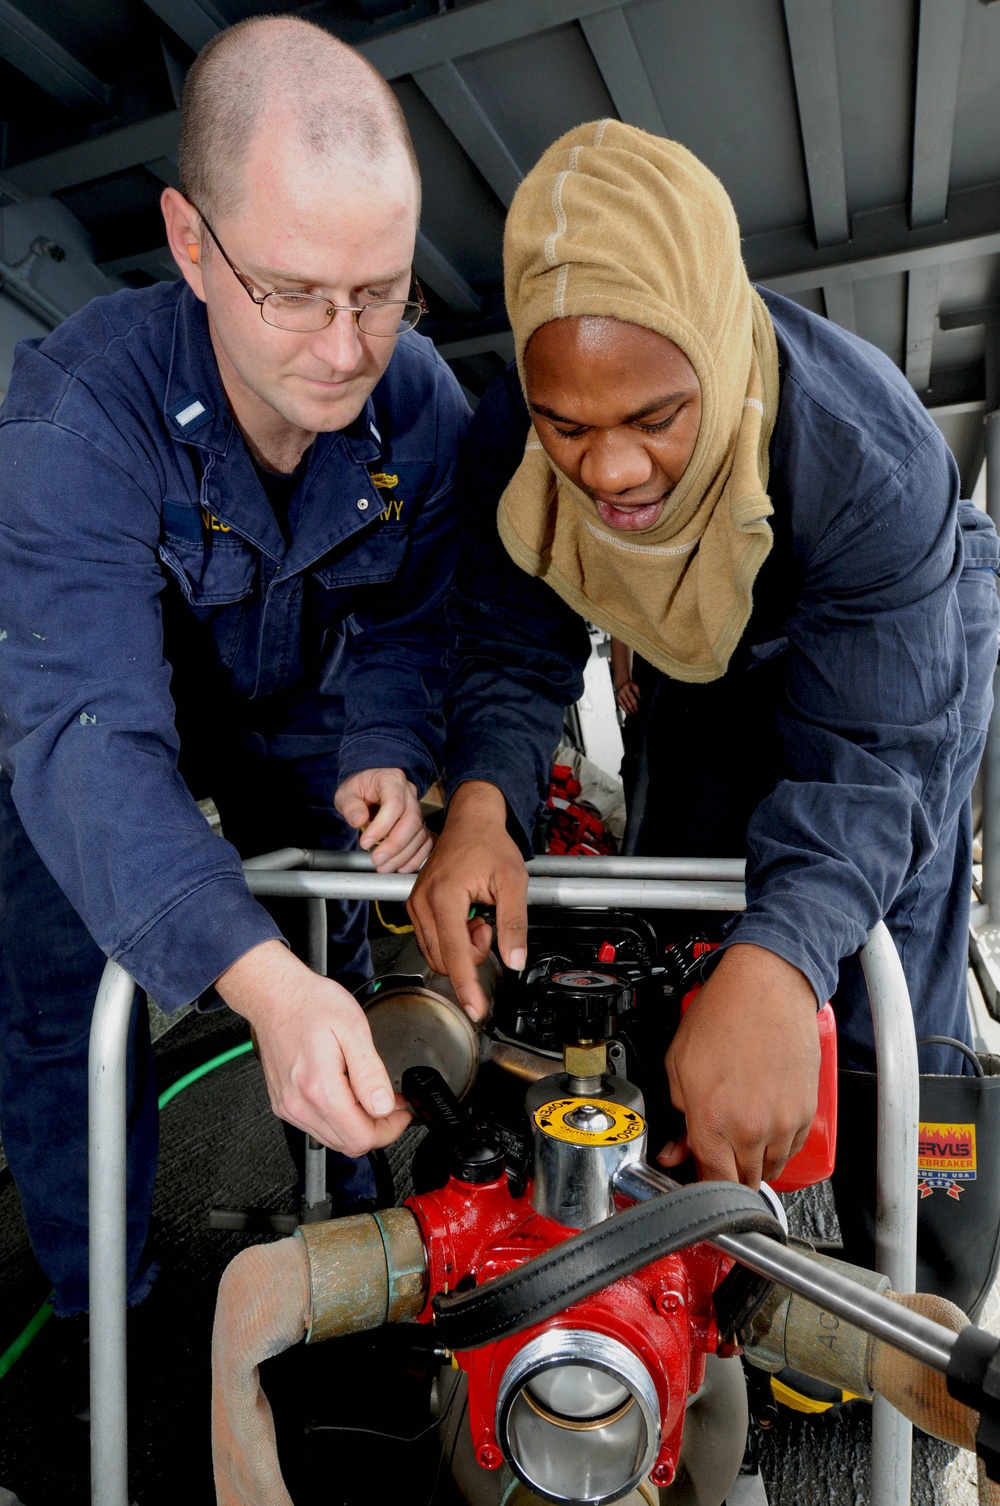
[212,1217,1000,1506]
[212,1210,427,1506]
[870,1292,1000,1506]
[743,1245,1000,1506]
[212,1236,307,1506]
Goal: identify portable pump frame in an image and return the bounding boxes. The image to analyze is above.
[87,851,1000,1506]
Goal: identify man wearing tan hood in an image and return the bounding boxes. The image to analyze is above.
[409,122,1000,1252]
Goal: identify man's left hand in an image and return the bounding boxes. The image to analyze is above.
[659,943,820,1188]
[334,767,432,872]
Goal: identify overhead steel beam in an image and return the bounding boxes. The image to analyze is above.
[781,0,849,248]
[747,180,1000,293]
[412,61,523,206]
[141,0,639,81]
[413,231,482,315]
[98,247,180,280]
[822,282,857,334]
[905,265,939,390]
[436,329,515,361]
[0,112,182,200]
[905,0,966,391]
[0,0,113,113]
[579,7,666,137]
[911,0,966,228]
[0,0,633,200]
[362,0,632,80]
[939,304,1000,331]
[912,361,985,411]
[926,397,985,419]
[142,0,227,55]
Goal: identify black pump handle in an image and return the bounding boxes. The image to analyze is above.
[402,1064,469,1141]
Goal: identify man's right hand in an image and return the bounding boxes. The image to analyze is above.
[407,780,528,1020]
[216,939,411,1156]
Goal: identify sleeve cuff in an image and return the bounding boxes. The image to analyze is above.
[337,733,437,795]
[114,873,285,1013]
[717,903,865,1008]
[443,766,541,857]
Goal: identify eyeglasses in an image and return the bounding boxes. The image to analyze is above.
[192,207,428,336]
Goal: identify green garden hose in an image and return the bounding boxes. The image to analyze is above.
[0,1037,254,1381]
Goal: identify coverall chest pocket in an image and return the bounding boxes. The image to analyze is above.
[312,520,410,589]
[158,503,258,607]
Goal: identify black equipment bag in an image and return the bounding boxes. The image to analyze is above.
[832,1040,1000,1319]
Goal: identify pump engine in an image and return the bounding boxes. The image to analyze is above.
[363,915,836,1504]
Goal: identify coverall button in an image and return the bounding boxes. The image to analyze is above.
[357,497,369,510]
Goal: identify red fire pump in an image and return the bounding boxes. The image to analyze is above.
[391,949,836,1505]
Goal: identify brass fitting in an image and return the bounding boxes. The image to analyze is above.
[297,1206,428,1344]
[743,1241,889,1399]
[564,1041,607,1079]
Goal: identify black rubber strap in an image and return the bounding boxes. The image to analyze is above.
[432,1180,785,1351]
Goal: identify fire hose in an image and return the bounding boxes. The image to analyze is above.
[211,1196,1000,1506]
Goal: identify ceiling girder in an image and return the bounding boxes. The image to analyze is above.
[748,180,1000,293]
[99,247,180,280]
[413,230,482,315]
[781,0,849,249]
[822,283,856,334]
[579,8,666,138]
[0,112,182,199]
[142,0,227,55]
[361,0,633,81]
[911,0,966,228]
[905,265,940,391]
[913,361,985,411]
[412,61,523,207]
[0,0,113,113]
[939,305,1000,330]
[437,329,515,361]
[905,0,967,390]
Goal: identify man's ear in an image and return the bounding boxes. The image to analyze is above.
[160,187,206,301]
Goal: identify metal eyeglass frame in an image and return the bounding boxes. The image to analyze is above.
[191,205,428,335]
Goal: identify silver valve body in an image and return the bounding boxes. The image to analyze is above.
[525,1065,647,1229]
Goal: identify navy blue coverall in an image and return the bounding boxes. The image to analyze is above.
[0,281,468,1312]
[444,289,1000,1072]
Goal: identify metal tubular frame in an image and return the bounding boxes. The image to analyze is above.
[88,855,918,1506]
[981,409,1000,920]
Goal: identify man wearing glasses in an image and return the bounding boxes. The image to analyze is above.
[0,16,468,1318]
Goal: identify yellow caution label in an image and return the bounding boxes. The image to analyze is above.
[533,1097,645,1147]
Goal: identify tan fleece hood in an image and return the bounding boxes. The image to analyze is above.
[499,119,779,682]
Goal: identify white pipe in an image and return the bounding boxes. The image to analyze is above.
[244,870,746,911]
[299,850,746,881]
[860,921,919,1506]
[88,959,137,1506]
[242,847,310,871]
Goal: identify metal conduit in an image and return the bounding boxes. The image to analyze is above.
[292,849,747,882]
[88,960,137,1506]
[244,870,747,911]
[615,1164,949,1373]
[982,409,1000,919]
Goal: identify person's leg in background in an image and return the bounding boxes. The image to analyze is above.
[0,772,158,1316]
[831,730,1000,1313]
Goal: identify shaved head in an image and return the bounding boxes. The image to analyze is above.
[179,15,419,224]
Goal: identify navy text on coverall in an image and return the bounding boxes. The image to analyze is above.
[0,280,468,1312]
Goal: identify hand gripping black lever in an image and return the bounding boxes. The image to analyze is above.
[947,1325,1000,1481]
[401,1065,505,1186]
